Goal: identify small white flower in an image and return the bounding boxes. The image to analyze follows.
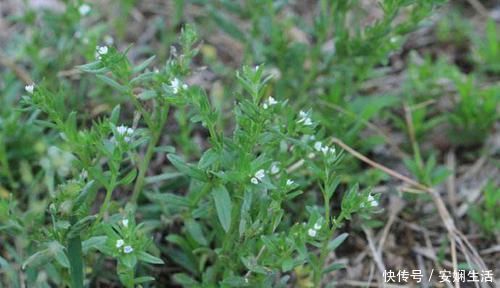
[168,78,188,94]
[95,46,108,59]
[80,169,88,179]
[314,222,322,230]
[268,96,278,105]
[286,179,294,186]
[255,169,266,181]
[78,4,91,16]
[321,146,329,155]
[115,125,134,143]
[123,245,134,254]
[25,84,35,94]
[116,125,128,135]
[368,195,378,207]
[308,228,317,237]
[251,169,266,184]
[116,239,124,248]
[314,141,322,152]
[121,219,129,227]
[270,163,280,174]
[297,110,313,126]
[98,46,108,55]
[329,147,336,154]
[263,96,278,109]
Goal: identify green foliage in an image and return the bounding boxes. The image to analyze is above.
[155,64,379,287]
[1,0,497,287]
[468,182,500,236]
[448,77,499,146]
[473,20,500,73]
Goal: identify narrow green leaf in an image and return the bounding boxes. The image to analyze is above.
[211,185,232,232]
[67,235,84,288]
[134,276,155,284]
[22,249,52,270]
[185,219,208,246]
[137,251,164,265]
[137,90,157,100]
[327,233,349,251]
[96,74,128,92]
[73,180,96,212]
[77,61,105,73]
[173,273,199,286]
[67,215,97,239]
[132,55,156,74]
[167,154,207,181]
[82,236,107,254]
[54,249,70,268]
[323,262,346,274]
[145,191,192,208]
[119,169,137,185]
[110,105,121,124]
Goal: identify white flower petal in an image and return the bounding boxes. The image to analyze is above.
[321,146,329,155]
[116,239,124,248]
[97,46,108,55]
[78,4,91,16]
[308,228,317,237]
[25,84,34,94]
[268,97,278,105]
[314,141,322,152]
[123,245,133,254]
[255,169,266,180]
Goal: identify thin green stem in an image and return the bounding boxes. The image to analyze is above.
[313,213,345,287]
[130,106,169,204]
[97,176,116,221]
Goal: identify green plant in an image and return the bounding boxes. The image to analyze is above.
[16,24,200,288]
[146,63,380,287]
[13,23,380,287]
[473,20,500,73]
[3,0,498,287]
[448,77,499,146]
[468,182,500,236]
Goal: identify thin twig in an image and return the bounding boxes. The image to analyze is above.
[446,151,457,216]
[362,226,386,278]
[450,231,460,288]
[466,0,490,18]
[331,137,426,190]
[320,100,407,158]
